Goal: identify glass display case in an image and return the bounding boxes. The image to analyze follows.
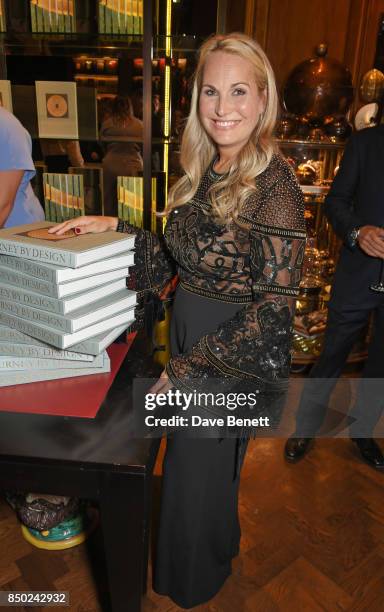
[278,139,368,367]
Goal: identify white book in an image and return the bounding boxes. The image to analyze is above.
[0,289,136,333]
[0,265,129,298]
[0,340,95,361]
[0,221,136,268]
[0,251,135,284]
[69,322,133,355]
[0,322,133,357]
[0,352,105,371]
[0,352,111,387]
[0,278,127,315]
[0,307,135,348]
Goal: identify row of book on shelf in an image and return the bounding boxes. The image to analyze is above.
[28,0,144,35]
[43,172,161,232]
[0,221,137,387]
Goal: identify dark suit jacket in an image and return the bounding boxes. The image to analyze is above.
[324,126,384,306]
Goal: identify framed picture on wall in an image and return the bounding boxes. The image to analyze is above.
[0,81,13,113]
[35,81,79,139]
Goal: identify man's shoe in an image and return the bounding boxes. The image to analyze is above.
[284,437,313,463]
[351,438,384,469]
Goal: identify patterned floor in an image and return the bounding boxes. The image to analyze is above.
[1,432,384,611]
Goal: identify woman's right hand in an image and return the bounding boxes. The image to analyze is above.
[48,215,118,236]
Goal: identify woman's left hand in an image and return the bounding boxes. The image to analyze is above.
[149,369,174,394]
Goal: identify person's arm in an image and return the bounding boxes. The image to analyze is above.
[0,170,24,227]
[0,110,38,227]
[324,132,384,257]
[65,141,84,167]
[323,133,362,245]
[165,174,306,408]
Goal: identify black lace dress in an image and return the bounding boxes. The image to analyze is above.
[118,153,306,608]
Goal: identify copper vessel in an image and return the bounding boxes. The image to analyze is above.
[283,43,354,125]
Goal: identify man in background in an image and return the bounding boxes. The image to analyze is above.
[285,123,384,469]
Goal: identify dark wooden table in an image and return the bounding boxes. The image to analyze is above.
[0,334,161,612]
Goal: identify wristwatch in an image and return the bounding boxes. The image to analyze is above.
[347,226,360,248]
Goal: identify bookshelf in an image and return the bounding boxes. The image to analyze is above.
[0,0,224,230]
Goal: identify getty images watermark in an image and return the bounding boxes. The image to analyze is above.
[144,388,271,429]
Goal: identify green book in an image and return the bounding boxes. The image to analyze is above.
[121,177,128,221]
[98,0,105,33]
[151,177,157,233]
[65,0,71,33]
[63,174,71,221]
[45,173,55,222]
[30,2,37,32]
[35,3,44,32]
[72,174,79,218]
[59,0,66,33]
[111,0,118,34]
[71,0,76,32]
[53,173,62,222]
[117,176,123,219]
[67,175,75,219]
[138,0,143,35]
[78,174,85,217]
[42,174,50,221]
[44,4,52,32]
[135,177,143,228]
[132,0,139,35]
[126,0,130,34]
[105,3,112,33]
[0,0,5,33]
[128,177,137,224]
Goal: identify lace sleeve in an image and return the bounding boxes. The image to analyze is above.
[117,220,177,330]
[165,170,306,417]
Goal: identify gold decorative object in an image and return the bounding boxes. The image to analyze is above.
[359,69,384,103]
[283,43,354,127]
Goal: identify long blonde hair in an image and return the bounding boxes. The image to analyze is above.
[166,32,279,224]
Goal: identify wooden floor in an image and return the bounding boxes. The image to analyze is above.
[1,435,384,611]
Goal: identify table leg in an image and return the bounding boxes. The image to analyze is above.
[142,468,153,596]
[99,472,146,612]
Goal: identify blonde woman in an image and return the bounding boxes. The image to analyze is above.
[51,33,306,608]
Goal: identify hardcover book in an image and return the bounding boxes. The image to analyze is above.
[0,289,136,333]
[0,339,95,362]
[0,251,134,284]
[0,221,136,268]
[0,265,129,299]
[0,278,127,315]
[0,307,135,349]
[0,351,111,388]
[0,0,5,33]
[0,351,105,371]
[68,322,132,354]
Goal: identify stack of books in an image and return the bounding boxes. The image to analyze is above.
[98,0,143,36]
[30,0,76,34]
[0,221,136,387]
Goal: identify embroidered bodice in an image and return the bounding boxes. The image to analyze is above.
[119,153,306,395]
[164,155,305,301]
